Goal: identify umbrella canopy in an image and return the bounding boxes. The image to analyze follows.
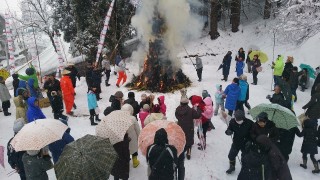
[55,134,118,180]
[0,68,10,80]
[0,145,4,168]
[96,110,133,145]
[249,103,300,130]
[139,120,186,156]
[10,119,68,151]
[299,63,315,79]
[249,50,269,63]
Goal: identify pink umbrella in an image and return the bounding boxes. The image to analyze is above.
[139,120,186,156]
[0,145,4,168]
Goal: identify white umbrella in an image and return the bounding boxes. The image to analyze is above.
[10,119,68,151]
[96,110,133,145]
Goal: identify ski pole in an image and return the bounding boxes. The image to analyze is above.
[183,46,197,69]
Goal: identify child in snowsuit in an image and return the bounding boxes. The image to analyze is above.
[214,84,225,116]
[0,76,11,116]
[51,91,68,122]
[139,104,150,128]
[298,119,320,173]
[158,95,167,116]
[87,86,100,126]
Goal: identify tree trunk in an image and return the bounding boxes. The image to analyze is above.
[264,0,271,19]
[45,31,57,52]
[230,0,240,32]
[210,0,220,40]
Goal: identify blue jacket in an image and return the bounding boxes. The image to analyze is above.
[238,80,248,101]
[215,84,224,104]
[224,83,241,111]
[49,130,74,163]
[27,97,46,122]
[27,78,37,97]
[236,61,245,77]
[87,91,97,110]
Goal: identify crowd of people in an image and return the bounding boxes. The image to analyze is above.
[0,50,320,180]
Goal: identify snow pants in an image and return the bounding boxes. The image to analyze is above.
[63,94,74,114]
[116,71,127,86]
[228,143,245,161]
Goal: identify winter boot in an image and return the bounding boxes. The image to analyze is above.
[4,111,11,116]
[95,115,101,122]
[90,116,98,126]
[312,161,320,174]
[226,161,236,174]
[186,148,191,160]
[132,155,140,168]
[300,158,307,169]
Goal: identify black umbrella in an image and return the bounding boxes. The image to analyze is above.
[217,64,223,71]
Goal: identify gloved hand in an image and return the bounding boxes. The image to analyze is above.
[266,95,271,99]
[225,129,233,136]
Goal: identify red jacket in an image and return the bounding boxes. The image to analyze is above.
[190,95,209,123]
[60,76,74,95]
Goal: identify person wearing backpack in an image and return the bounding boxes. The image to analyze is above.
[147,128,178,180]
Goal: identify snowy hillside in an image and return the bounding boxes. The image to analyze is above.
[1,17,319,180]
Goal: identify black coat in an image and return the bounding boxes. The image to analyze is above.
[289,71,303,89]
[282,62,293,80]
[276,127,300,157]
[302,92,320,120]
[226,118,253,148]
[311,73,320,96]
[252,59,261,72]
[275,77,292,109]
[65,66,80,88]
[256,135,292,180]
[269,92,286,107]
[124,98,140,117]
[236,51,245,61]
[22,154,53,180]
[298,119,318,154]
[7,138,26,176]
[250,120,279,143]
[51,96,64,114]
[222,54,232,76]
[43,79,61,98]
[13,78,20,97]
[111,134,130,179]
[85,67,93,87]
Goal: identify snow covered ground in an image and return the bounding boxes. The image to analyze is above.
[1,19,319,179]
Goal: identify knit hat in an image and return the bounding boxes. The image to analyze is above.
[240,74,247,81]
[114,91,124,98]
[257,112,268,122]
[180,97,189,104]
[25,67,35,75]
[27,150,40,156]
[202,90,210,99]
[17,88,27,96]
[128,92,135,98]
[141,94,147,100]
[13,118,25,133]
[143,104,150,111]
[153,104,161,113]
[234,110,245,121]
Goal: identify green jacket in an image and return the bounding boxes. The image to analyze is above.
[273,55,284,76]
[18,65,39,88]
[22,154,53,180]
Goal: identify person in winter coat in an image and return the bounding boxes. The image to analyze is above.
[147,128,178,180]
[13,88,28,123]
[18,65,39,89]
[289,66,303,102]
[116,58,127,87]
[214,84,225,116]
[276,127,300,162]
[223,78,241,116]
[111,133,130,180]
[121,104,141,168]
[22,149,53,180]
[43,74,61,105]
[139,94,149,109]
[275,76,293,110]
[0,76,12,116]
[235,48,245,61]
[139,104,150,128]
[124,92,140,118]
[250,112,279,143]
[236,75,249,112]
[144,104,166,126]
[175,97,202,160]
[272,55,285,86]
[102,55,111,86]
[64,63,80,89]
[246,49,252,73]
[91,66,103,100]
[225,110,253,174]
[311,73,320,96]
[12,74,20,97]
[85,62,94,88]
[50,91,67,121]
[60,69,75,115]
[266,85,286,107]
[236,58,245,77]
[48,128,74,163]
[222,51,232,81]
[282,56,294,80]
[26,97,46,122]
[298,118,320,173]
[299,68,309,92]
[251,54,261,85]
[302,84,320,123]
[87,86,100,126]
[256,135,292,180]
[7,119,26,180]
[27,78,38,98]
[104,91,124,116]
[198,95,214,150]
[157,95,167,116]
[194,55,203,82]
